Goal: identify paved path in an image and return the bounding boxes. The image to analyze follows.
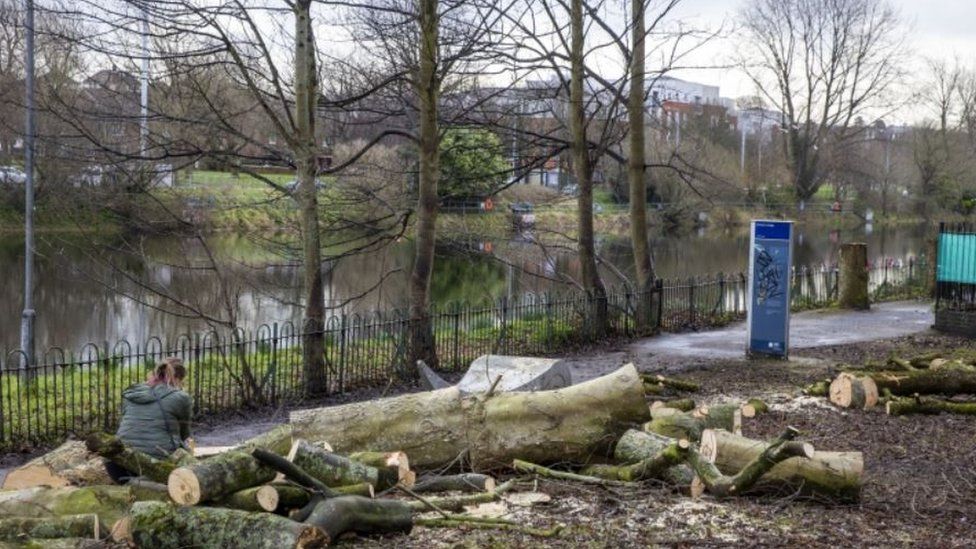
[632,300,934,361]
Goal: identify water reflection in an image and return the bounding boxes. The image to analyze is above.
[0,223,930,351]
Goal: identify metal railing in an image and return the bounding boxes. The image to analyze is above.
[0,257,929,451]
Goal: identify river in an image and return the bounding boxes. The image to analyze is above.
[0,222,929,352]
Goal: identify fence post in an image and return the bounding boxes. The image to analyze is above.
[718,272,726,316]
[655,279,664,330]
[688,277,695,325]
[624,289,632,336]
[546,293,553,345]
[452,305,460,371]
[500,296,509,354]
[271,322,279,406]
[339,314,347,394]
[101,340,111,432]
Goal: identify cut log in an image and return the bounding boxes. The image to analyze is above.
[741,398,768,417]
[216,485,279,512]
[802,380,830,397]
[866,364,976,396]
[650,398,696,412]
[303,496,412,541]
[642,381,664,395]
[829,373,879,409]
[0,485,153,528]
[238,424,298,456]
[0,514,100,541]
[645,404,740,441]
[347,451,412,489]
[640,374,700,393]
[1,441,111,490]
[693,404,742,435]
[612,429,697,490]
[167,451,276,506]
[581,440,688,482]
[886,396,976,416]
[886,357,916,371]
[689,427,812,497]
[126,478,170,500]
[699,429,862,502]
[290,364,649,470]
[127,500,327,548]
[252,449,338,498]
[456,355,571,394]
[411,474,495,493]
[193,446,235,458]
[287,440,385,490]
[85,433,187,483]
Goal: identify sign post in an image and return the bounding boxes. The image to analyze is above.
[747,220,794,358]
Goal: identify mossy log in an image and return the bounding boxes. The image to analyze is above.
[0,485,154,529]
[645,404,740,441]
[829,373,879,409]
[126,478,170,500]
[580,440,688,482]
[167,451,276,506]
[742,398,768,417]
[126,500,327,548]
[1,441,111,490]
[886,395,976,416]
[347,451,412,490]
[411,474,495,493]
[215,485,279,512]
[239,425,299,456]
[287,440,386,489]
[866,365,976,396]
[290,364,649,470]
[802,380,831,397]
[688,427,812,497]
[85,433,189,484]
[650,398,696,412]
[642,381,664,395]
[699,429,863,502]
[639,374,700,392]
[303,496,412,542]
[0,515,100,541]
[612,429,697,489]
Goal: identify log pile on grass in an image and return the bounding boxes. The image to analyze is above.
[0,364,864,547]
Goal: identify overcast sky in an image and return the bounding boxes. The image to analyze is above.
[666,0,976,123]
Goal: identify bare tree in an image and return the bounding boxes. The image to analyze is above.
[739,0,904,201]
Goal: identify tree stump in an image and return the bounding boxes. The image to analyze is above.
[838,242,869,309]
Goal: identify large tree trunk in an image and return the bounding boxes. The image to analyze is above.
[628,0,654,334]
[167,451,277,505]
[570,0,608,338]
[866,365,976,396]
[294,0,327,395]
[0,515,101,541]
[126,501,327,549]
[699,429,862,502]
[886,396,976,416]
[2,440,110,489]
[408,0,441,369]
[290,364,649,470]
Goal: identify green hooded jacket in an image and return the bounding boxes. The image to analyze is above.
[115,383,192,459]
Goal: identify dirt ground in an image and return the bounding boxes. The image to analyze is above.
[375,332,976,548]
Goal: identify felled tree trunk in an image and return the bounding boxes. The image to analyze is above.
[867,365,976,396]
[699,429,863,502]
[411,474,495,493]
[886,396,976,416]
[287,440,385,489]
[303,496,413,541]
[0,485,156,528]
[688,427,813,497]
[86,433,191,483]
[2,440,111,490]
[168,451,276,505]
[829,373,879,409]
[612,429,696,490]
[290,364,649,470]
[0,514,100,541]
[126,501,327,548]
[348,451,413,490]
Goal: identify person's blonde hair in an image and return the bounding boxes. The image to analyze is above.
[148,357,187,387]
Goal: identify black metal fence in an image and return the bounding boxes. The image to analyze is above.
[0,257,929,450]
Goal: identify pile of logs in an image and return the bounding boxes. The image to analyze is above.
[822,355,976,416]
[0,364,864,547]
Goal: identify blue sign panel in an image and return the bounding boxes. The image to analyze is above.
[747,220,793,358]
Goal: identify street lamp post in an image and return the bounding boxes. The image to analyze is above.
[20,0,36,372]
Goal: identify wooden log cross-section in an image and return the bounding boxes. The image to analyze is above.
[168,451,277,506]
[1,440,112,490]
[829,373,879,409]
[289,364,650,470]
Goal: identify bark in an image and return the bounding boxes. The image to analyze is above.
[402,480,514,513]
[641,374,700,393]
[512,460,627,486]
[287,440,387,489]
[167,451,277,505]
[742,398,769,417]
[126,478,170,501]
[303,496,413,541]
[290,364,649,470]
[240,425,298,456]
[645,404,740,441]
[570,0,608,337]
[838,243,869,310]
[829,373,879,409]
[866,365,976,396]
[293,0,327,396]
[0,485,156,529]
[886,396,976,416]
[688,427,811,497]
[650,399,696,412]
[612,429,697,490]
[85,433,188,483]
[2,440,110,490]
[216,485,279,512]
[580,440,688,482]
[802,380,830,397]
[699,429,863,502]
[0,515,100,541]
[408,0,441,369]
[411,474,495,493]
[628,0,654,333]
[252,448,338,498]
[127,501,327,549]
[347,451,412,490]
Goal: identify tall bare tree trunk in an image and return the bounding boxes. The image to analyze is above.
[628,0,654,333]
[294,0,327,394]
[570,0,608,337]
[409,0,440,369]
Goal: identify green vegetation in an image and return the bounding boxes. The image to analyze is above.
[439,128,509,199]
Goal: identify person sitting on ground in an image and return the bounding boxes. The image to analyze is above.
[106,357,193,483]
